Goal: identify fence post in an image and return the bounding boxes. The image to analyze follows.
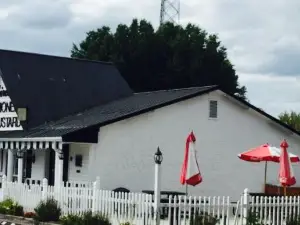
[92,177,100,214]
[1,175,7,201]
[95,176,100,189]
[243,188,250,225]
[42,178,48,201]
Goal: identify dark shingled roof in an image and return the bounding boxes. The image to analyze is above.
[0,51,299,142]
[0,49,133,129]
[0,86,217,139]
[1,85,300,142]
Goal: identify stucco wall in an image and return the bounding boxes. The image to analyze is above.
[86,90,300,200]
[31,151,46,181]
[68,143,91,181]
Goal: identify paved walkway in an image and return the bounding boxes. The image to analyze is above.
[0,221,20,225]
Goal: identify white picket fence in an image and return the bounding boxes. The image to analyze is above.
[1,176,154,225]
[64,180,94,188]
[161,195,233,225]
[160,193,300,225]
[247,195,300,225]
[0,176,299,225]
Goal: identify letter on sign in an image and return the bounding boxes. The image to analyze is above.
[0,77,22,131]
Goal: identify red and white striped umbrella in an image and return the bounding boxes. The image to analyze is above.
[180,131,202,186]
[238,144,300,163]
[279,140,296,190]
[238,143,299,193]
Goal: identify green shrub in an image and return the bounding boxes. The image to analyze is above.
[10,204,23,216]
[190,211,219,225]
[120,222,131,225]
[0,206,6,214]
[0,198,24,216]
[60,211,111,225]
[0,198,12,214]
[34,198,61,222]
[60,214,83,225]
[246,211,262,225]
[286,216,300,225]
[83,211,111,225]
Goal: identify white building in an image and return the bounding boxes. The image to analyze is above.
[0,49,299,200]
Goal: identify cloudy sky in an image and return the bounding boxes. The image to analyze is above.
[0,0,299,117]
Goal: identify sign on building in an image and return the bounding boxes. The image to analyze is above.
[0,77,22,131]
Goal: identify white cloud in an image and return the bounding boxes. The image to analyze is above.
[239,74,300,116]
[0,0,299,117]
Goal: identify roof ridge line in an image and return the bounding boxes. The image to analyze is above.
[0,48,113,65]
[134,85,218,95]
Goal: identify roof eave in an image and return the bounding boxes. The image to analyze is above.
[220,90,300,137]
[87,86,220,129]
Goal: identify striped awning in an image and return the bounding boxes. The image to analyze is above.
[0,137,62,151]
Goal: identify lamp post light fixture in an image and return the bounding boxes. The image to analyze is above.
[17,107,27,121]
[154,147,163,164]
[16,149,24,159]
[58,151,64,160]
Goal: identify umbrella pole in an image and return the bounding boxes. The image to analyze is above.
[185,184,188,196]
[284,186,287,196]
[264,161,268,193]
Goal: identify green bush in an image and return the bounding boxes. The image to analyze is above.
[286,216,300,225]
[60,214,82,225]
[190,211,219,225]
[120,222,131,225]
[246,211,262,225]
[0,198,24,216]
[60,211,111,225]
[34,198,61,222]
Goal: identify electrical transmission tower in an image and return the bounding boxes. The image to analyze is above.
[160,0,180,25]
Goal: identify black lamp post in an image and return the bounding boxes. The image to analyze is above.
[154,147,163,165]
[154,147,163,225]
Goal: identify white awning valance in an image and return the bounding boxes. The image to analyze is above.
[0,137,62,151]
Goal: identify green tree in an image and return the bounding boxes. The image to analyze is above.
[279,111,300,131]
[71,19,247,99]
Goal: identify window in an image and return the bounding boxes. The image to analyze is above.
[209,100,218,118]
[75,154,83,167]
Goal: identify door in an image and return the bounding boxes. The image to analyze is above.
[48,149,55,186]
[62,144,69,182]
[24,150,33,179]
